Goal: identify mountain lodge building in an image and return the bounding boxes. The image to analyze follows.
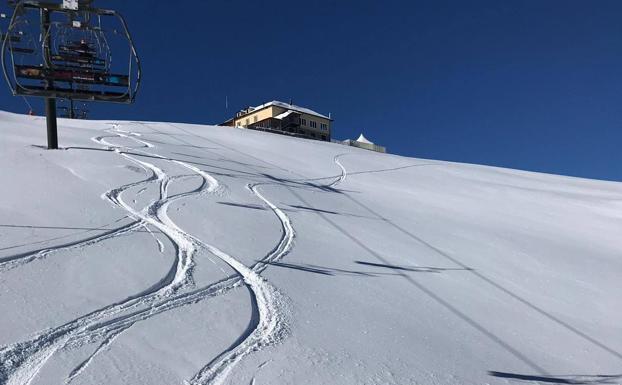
[222,100,332,142]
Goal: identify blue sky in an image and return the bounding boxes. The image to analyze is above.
[2,0,621,181]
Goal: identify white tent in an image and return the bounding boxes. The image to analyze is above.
[356,134,373,144]
[343,133,386,153]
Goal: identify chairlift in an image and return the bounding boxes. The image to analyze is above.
[5,25,36,55]
[2,6,31,50]
[0,33,20,42]
[2,0,140,104]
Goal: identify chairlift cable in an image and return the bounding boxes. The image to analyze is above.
[21,94,33,111]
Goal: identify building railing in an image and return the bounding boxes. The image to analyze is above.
[340,139,387,153]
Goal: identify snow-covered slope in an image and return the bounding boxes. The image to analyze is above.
[0,110,620,385]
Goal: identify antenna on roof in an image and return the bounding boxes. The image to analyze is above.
[225,95,228,109]
[289,98,293,106]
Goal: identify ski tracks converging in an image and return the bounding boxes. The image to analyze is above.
[187,183,294,385]
[0,126,219,385]
[0,122,296,385]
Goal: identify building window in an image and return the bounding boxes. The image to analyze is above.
[310,120,317,128]
[236,121,241,127]
[301,118,307,126]
[245,118,249,126]
[320,123,328,131]
[253,116,258,123]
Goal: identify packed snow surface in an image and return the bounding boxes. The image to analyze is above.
[0,110,620,385]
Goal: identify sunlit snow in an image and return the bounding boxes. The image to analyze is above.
[0,111,620,385]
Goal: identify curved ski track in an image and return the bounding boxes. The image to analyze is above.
[0,217,142,272]
[329,154,348,188]
[0,124,295,385]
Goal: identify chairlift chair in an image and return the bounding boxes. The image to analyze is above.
[58,97,89,119]
[1,5,34,53]
[1,0,140,104]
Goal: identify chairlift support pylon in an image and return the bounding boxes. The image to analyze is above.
[1,0,141,149]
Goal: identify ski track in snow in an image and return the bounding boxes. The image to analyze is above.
[119,121,622,382]
[0,127,215,385]
[185,182,294,385]
[0,218,142,272]
[0,123,295,385]
[329,154,348,188]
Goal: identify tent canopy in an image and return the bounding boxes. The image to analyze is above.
[356,134,373,144]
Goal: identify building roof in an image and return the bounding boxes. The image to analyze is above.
[357,134,373,144]
[249,100,332,120]
[274,110,298,120]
